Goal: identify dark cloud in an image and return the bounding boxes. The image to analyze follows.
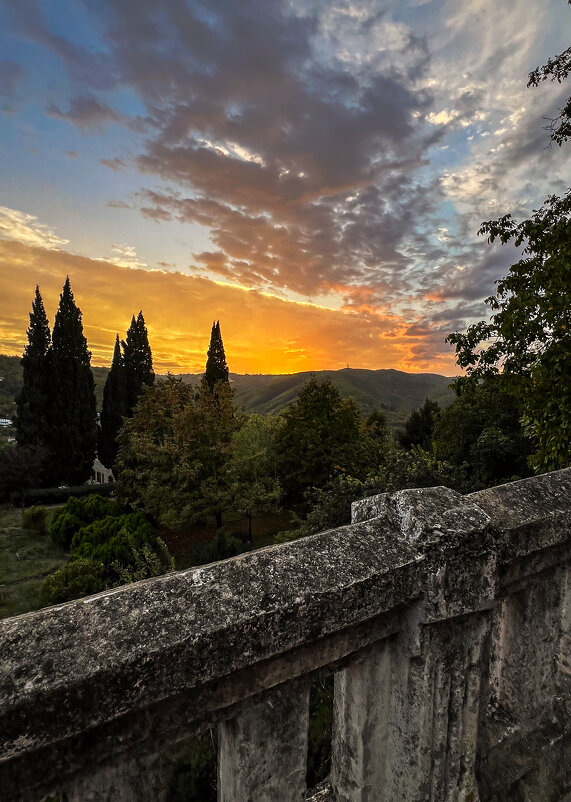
[0,60,25,96]
[0,59,25,112]
[101,157,127,171]
[34,0,437,299]
[46,95,120,132]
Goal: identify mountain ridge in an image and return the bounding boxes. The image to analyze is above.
[0,354,455,426]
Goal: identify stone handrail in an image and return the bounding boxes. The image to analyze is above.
[1,469,569,801]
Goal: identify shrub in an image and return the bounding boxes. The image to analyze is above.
[40,558,106,605]
[22,505,47,536]
[51,494,122,549]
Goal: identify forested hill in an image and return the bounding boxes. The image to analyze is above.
[0,354,454,425]
[175,368,455,425]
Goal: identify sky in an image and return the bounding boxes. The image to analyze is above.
[0,0,569,375]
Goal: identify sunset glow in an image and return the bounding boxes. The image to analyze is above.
[1,1,569,375]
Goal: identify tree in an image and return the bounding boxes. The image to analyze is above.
[15,286,51,455]
[204,320,229,391]
[98,334,127,469]
[228,415,281,541]
[431,376,534,487]
[46,277,98,485]
[275,378,367,507]
[123,311,154,414]
[399,399,441,451]
[447,21,571,472]
[118,376,239,530]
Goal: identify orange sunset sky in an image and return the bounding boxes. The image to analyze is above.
[1,1,569,375]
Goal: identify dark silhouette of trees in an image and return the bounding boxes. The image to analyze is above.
[399,399,441,451]
[204,320,229,391]
[15,286,51,455]
[123,311,154,415]
[98,334,127,469]
[46,277,97,485]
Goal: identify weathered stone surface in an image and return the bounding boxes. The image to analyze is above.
[0,469,569,801]
[352,486,490,543]
[331,614,488,802]
[219,679,310,802]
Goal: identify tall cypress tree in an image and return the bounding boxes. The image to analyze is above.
[15,286,51,450]
[122,311,154,414]
[46,277,97,485]
[204,321,229,391]
[98,334,127,469]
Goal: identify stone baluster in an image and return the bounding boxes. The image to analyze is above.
[331,613,489,802]
[218,679,310,802]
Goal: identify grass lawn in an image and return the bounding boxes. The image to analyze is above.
[0,507,67,620]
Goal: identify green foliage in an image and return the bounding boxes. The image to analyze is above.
[118,376,239,529]
[447,191,570,472]
[122,311,154,415]
[399,398,441,450]
[40,557,106,606]
[0,443,47,503]
[432,376,533,487]
[275,378,373,508]
[15,286,51,465]
[527,38,571,146]
[46,277,98,485]
[227,414,281,540]
[99,334,127,469]
[70,512,155,561]
[50,494,121,549]
[22,505,47,536]
[203,320,229,391]
[43,506,174,605]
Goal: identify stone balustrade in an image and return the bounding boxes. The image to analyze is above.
[1,468,569,801]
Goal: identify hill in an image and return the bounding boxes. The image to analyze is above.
[173,368,455,426]
[0,355,455,427]
[0,355,108,417]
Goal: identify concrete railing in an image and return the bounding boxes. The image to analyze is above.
[1,469,570,801]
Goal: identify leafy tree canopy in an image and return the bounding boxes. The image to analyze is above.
[275,377,376,507]
[118,376,239,529]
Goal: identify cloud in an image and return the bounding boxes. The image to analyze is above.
[1,0,568,367]
[0,206,69,250]
[0,60,25,111]
[101,157,127,171]
[0,239,459,375]
[46,95,120,132]
[107,244,148,270]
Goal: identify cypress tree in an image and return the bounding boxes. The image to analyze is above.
[122,311,154,414]
[15,286,51,450]
[204,321,229,391]
[46,277,97,485]
[98,334,127,469]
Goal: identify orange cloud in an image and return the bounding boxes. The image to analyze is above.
[0,239,458,375]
